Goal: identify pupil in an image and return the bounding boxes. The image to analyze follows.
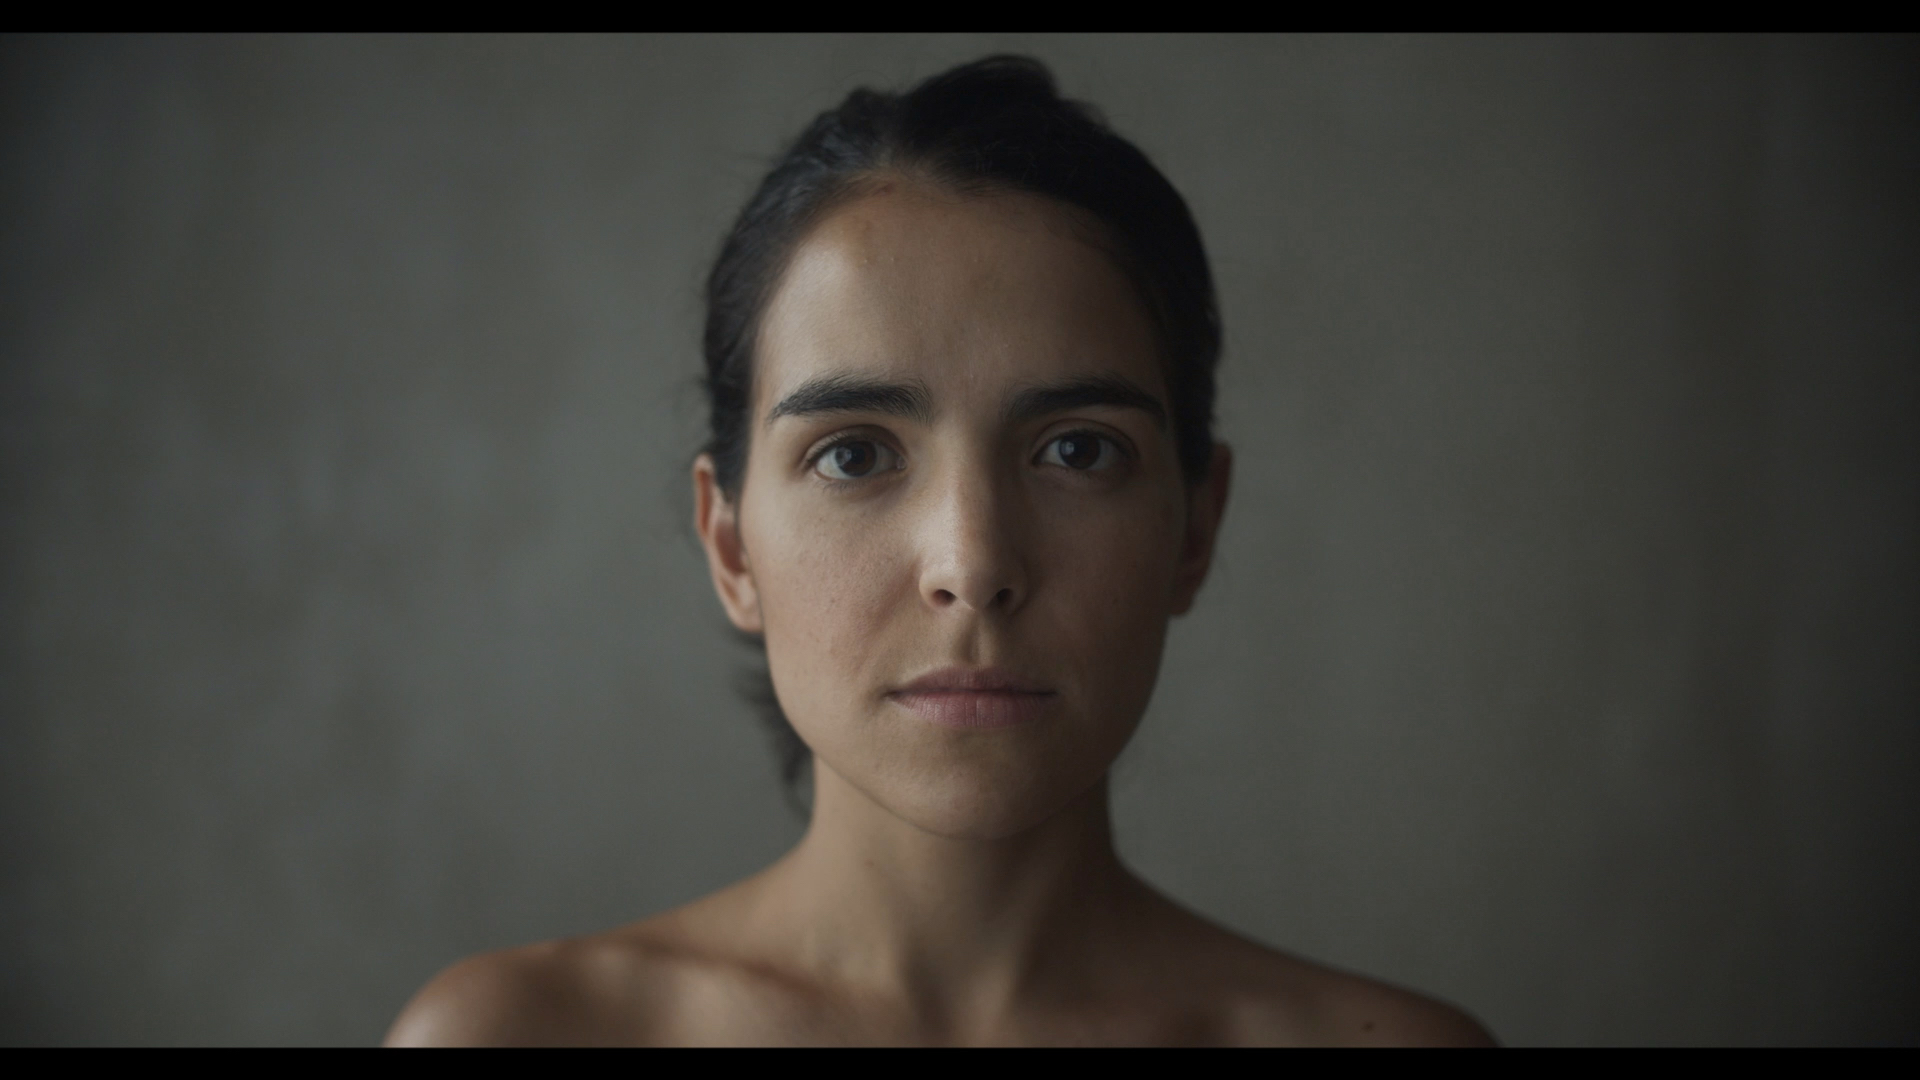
[834,443,874,475]
[1061,436,1099,469]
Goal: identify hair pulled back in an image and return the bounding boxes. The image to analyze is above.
[700,55,1222,796]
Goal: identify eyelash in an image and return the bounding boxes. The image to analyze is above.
[802,427,1134,481]
[804,431,900,480]
[806,432,860,464]
[1036,429,1131,471]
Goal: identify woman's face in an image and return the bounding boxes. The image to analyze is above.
[696,178,1228,839]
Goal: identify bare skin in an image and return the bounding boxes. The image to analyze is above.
[387,177,1495,1047]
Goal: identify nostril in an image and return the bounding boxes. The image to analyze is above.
[993,588,1014,607]
[933,589,957,605]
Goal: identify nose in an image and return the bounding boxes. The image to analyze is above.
[915,464,1028,616]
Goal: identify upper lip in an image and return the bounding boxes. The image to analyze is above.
[891,666,1054,695]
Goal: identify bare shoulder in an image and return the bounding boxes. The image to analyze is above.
[1270,959,1495,1046]
[1135,895,1493,1047]
[384,872,817,1047]
[383,931,683,1047]
[1220,940,1496,1047]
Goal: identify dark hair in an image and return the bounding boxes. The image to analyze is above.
[701,55,1222,801]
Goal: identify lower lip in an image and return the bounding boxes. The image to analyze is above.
[889,691,1055,729]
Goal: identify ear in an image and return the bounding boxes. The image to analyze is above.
[693,453,763,633]
[1170,442,1232,616]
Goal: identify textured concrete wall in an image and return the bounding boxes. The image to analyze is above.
[2,34,1914,1045]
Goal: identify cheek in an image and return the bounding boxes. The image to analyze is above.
[744,488,911,692]
[1026,485,1186,699]
[1042,488,1182,621]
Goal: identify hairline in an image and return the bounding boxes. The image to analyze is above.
[744,165,1183,424]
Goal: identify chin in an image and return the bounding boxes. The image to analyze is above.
[847,744,1122,841]
[896,789,1075,841]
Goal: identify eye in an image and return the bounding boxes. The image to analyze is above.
[1038,432,1121,472]
[812,438,900,481]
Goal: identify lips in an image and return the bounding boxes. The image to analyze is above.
[887,666,1056,729]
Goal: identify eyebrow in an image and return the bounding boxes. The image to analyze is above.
[1007,375,1167,428]
[765,374,934,426]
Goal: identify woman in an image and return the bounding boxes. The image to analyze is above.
[387,56,1494,1047]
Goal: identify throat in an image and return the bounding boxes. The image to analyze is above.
[740,762,1138,1017]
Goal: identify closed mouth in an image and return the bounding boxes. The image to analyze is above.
[888,667,1055,729]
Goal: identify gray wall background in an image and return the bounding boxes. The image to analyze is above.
[2,34,1915,1046]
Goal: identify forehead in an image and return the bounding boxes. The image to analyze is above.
[754,180,1163,413]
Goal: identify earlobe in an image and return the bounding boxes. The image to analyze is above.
[693,454,763,633]
[1171,443,1232,616]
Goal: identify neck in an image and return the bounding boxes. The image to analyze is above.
[743,761,1139,1024]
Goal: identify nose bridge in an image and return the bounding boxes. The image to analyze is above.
[918,450,1025,613]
